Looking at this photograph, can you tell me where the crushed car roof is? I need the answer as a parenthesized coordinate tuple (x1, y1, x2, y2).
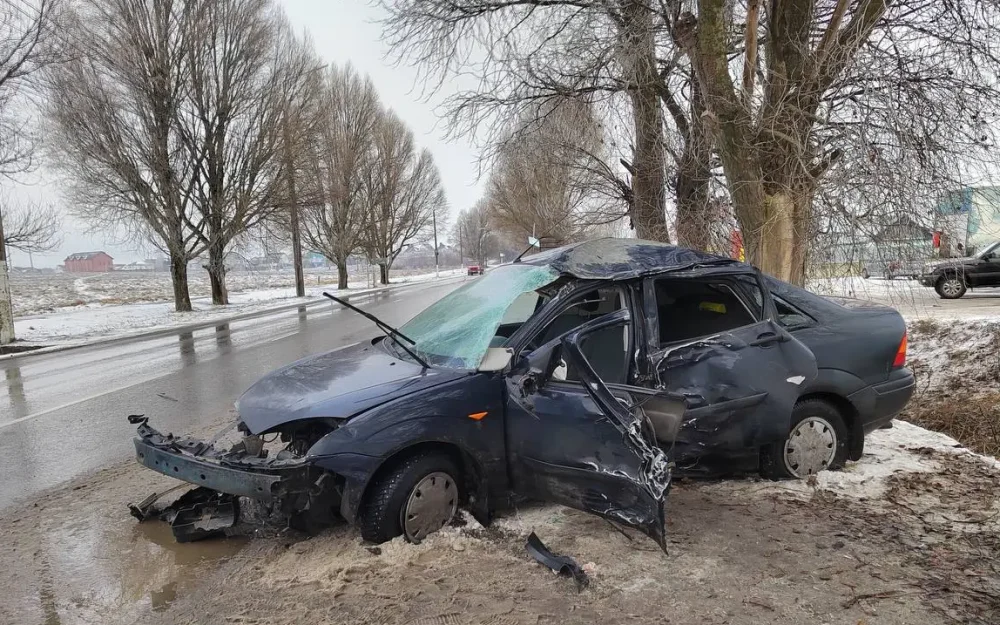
(519, 238, 743, 280)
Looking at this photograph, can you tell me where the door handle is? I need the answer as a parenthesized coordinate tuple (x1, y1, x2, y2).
(750, 331, 781, 347)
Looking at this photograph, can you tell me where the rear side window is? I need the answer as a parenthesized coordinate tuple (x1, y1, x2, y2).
(734, 275, 764, 317)
(654, 279, 756, 345)
(773, 295, 813, 329)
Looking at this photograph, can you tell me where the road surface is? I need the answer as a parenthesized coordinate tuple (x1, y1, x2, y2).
(0, 278, 463, 510)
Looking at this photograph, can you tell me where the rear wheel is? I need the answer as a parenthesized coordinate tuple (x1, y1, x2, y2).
(762, 399, 849, 479)
(935, 275, 966, 299)
(359, 453, 460, 544)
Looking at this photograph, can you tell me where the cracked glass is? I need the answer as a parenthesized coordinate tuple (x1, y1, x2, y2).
(395, 264, 560, 369)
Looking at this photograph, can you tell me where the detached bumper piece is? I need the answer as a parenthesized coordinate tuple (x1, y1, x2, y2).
(525, 531, 589, 591)
(130, 486, 238, 543)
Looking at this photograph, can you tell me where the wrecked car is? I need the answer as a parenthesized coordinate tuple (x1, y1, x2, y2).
(131, 239, 915, 547)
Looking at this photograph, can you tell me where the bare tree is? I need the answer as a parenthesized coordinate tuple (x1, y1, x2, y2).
(46, 0, 202, 311)
(673, 0, 1000, 283)
(454, 200, 495, 266)
(380, 0, 679, 243)
(361, 111, 445, 284)
(0, 0, 62, 344)
(1, 198, 59, 252)
(176, 0, 305, 305)
(487, 97, 623, 246)
(299, 64, 381, 289)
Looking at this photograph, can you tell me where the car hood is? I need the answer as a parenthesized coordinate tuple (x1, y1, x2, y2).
(924, 257, 975, 270)
(235, 339, 468, 434)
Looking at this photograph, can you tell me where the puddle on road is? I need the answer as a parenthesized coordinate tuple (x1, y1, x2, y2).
(13, 491, 248, 625)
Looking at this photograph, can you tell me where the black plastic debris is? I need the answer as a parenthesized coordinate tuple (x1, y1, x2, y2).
(128, 483, 186, 521)
(525, 531, 589, 590)
(163, 487, 238, 543)
(129, 492, 164, 522)
(129, 486, 238, 543)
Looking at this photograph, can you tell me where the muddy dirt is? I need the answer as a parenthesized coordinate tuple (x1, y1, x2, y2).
(2, 422, 998, 625)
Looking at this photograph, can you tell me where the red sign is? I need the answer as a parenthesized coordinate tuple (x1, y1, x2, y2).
(730, 230, 745, 261)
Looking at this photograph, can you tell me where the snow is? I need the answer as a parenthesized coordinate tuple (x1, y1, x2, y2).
(708, 419, 997, 504)
(9, 266, 465, 317)
(776, 421, 963, 499)
(12, 268, 464, 345)
(905, 317, 1000, 394)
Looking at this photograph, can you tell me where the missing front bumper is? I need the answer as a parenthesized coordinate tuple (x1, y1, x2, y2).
(129, 416, 345, 540)
(134, 437, 286, 501)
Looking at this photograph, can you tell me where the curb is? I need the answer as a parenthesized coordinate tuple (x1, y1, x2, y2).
(2, 275, 464, 361)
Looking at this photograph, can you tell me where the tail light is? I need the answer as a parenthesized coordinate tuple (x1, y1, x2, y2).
(893, 331, 907, 368)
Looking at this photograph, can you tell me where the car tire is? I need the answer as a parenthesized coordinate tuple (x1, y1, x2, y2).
(761, 399, 850, 480)
(359, 452, 461, 544)
(861, 268, 870, 279)
(935, 275, 966, 299)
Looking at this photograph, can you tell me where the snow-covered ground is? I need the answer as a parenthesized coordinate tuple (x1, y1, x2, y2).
(12, 268, 464, 345)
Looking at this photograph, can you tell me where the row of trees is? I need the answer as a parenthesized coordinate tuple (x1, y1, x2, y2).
(297, 65, 447, 289)
(42, 0, 445, 312)
(382, 0, 1000, 284)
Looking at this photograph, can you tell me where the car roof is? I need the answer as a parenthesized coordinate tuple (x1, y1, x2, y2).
(518, 238, 745, 280)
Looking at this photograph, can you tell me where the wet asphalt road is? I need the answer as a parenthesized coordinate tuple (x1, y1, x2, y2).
(0, 278, 464, 511)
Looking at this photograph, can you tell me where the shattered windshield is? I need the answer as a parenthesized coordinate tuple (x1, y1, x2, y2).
(395, 265, 560, 369)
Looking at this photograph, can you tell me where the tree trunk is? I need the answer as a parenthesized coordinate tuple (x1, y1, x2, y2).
(0, 258, 13, 345)
(207, 241, 229, 305)
(379, 262, 388, 285)
(337, 262, 349, 290)
(675, 80, 714, 251)
(0, 206, 13, 345)
(757, 191, 797, 283)
(170, 253, 193, 312)
(621, 0, 670, 243)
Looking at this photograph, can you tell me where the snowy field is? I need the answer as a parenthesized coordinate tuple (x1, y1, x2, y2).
(11, 267, 464, 345)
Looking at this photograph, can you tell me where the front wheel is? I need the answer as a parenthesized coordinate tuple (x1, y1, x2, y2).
(359, 453, 461, 544)
(761, 400, 849, 479)
(935, 275, 966, 299)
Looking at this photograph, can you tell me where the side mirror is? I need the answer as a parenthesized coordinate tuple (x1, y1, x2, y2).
(478, 347, 513, 372)
(515, 340, 563, 390)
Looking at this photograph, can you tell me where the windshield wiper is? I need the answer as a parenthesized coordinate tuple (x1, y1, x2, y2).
(322, 292, 430, 369)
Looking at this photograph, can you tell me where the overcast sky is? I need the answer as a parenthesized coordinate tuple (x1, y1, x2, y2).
(7, 0, 481, 268)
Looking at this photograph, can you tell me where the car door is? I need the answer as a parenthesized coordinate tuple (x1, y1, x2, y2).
(972, 248, 1000, 285)
(504, 307, 680, 549)
(643, 271, 818, 464)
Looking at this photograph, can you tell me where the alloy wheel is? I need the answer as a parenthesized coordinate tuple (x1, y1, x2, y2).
(940, 278, 963, 298)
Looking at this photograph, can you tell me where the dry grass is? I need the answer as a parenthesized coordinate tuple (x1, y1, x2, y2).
(902, 393, 1000, 457)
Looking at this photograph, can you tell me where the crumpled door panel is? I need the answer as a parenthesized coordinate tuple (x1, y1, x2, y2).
(651, 320, 818, 464)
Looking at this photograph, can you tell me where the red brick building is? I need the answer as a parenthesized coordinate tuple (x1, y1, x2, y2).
(64, 251, 114, 273)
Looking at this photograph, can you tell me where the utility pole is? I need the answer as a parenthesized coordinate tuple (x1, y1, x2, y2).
(282, 108, 305, 298)
(0, 202, 13, 344)
(432, 208, 439, 277)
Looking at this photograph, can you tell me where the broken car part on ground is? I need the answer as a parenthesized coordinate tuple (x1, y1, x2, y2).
(129, 239, 915, 547)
